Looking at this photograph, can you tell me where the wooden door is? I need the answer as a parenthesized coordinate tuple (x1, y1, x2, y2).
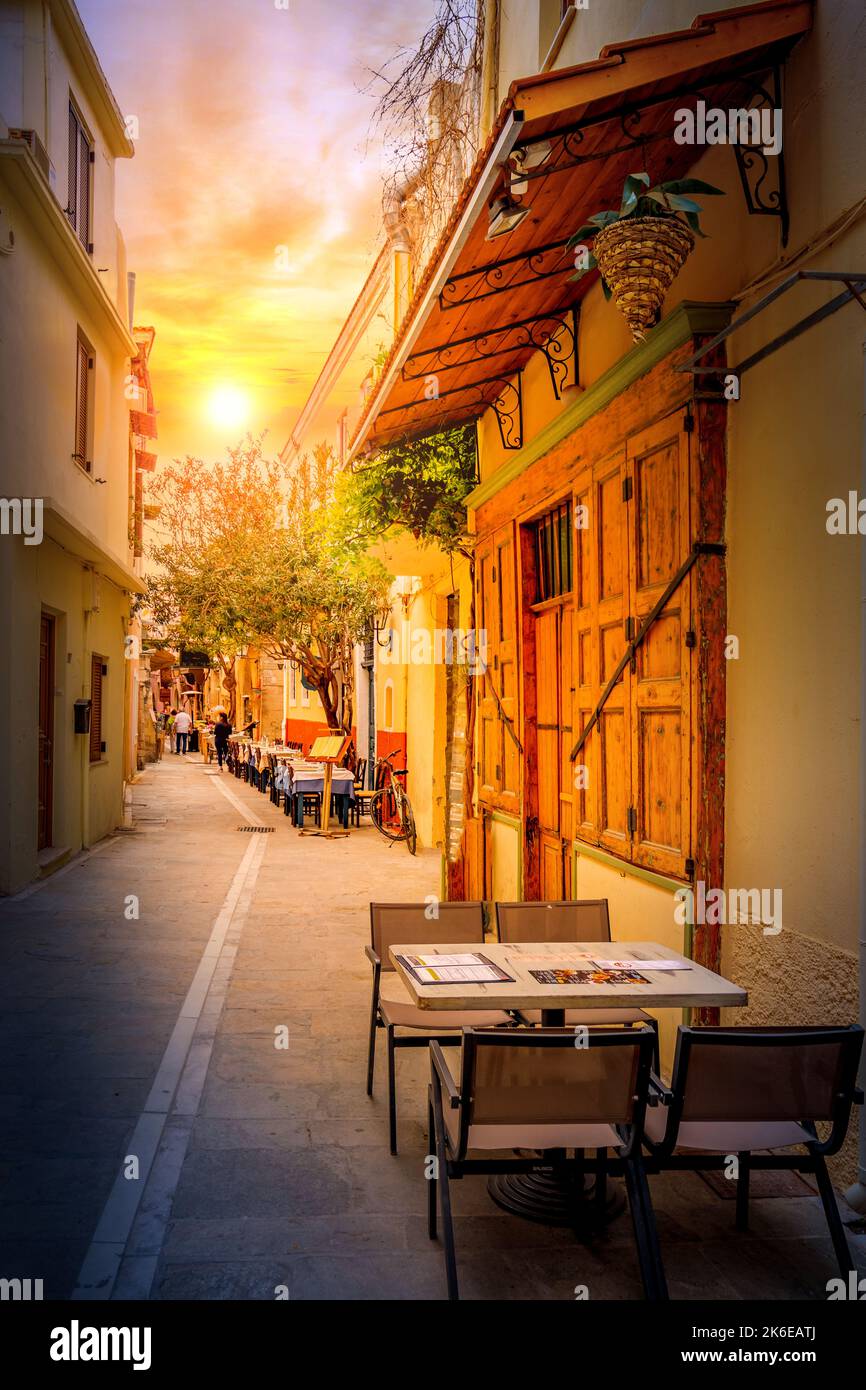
(626, 416, 692, 878)
(534, 599, 573, 900)
(38, 614, 55, 850)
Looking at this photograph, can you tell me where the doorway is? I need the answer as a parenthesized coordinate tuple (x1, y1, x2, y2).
(38, 613, 55, 850)
(524, 501, 574, 900)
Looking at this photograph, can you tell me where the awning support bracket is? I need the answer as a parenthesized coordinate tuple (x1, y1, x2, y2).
(675, 271, 866, 384)
(402, 309, 577, 400)
(439, 238, 573, 312)
(569, 541, 726, 764)
(730, 66, 789, 247)
(377, 372, 524, 450)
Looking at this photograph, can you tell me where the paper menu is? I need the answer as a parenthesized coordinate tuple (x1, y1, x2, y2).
(397, 952, 513, 985)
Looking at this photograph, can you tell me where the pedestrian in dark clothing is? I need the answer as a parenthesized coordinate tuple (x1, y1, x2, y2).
(213, 713, 232, 769)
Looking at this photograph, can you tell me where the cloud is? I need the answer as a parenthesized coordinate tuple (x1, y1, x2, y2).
(77, 0, 438, 462)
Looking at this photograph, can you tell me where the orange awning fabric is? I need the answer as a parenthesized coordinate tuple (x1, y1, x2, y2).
(351, 0, 811, 455)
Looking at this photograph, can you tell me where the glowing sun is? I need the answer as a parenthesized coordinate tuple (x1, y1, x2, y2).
(207, 385, 249, 430)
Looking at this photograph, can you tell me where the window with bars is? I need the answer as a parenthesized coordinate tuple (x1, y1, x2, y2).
(74, 332, 93, 474)
(67, 100, 92, 252)
(534, 500, 573, 602)
(90, 654, 105, 762)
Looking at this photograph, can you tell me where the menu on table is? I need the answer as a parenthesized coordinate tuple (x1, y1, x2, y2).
(528, 965, 651, 986)
(396, 952, 515, 985)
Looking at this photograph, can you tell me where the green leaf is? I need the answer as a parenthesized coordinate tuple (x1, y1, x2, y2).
(657, 178, 725, 197)
(620, 171, 651, 213)
(567, 224, 601, 246)
(663, 194, 703, 212)
(684, 210, 707, 237)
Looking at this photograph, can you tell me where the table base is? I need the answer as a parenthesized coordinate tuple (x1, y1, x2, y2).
(487, 1170, 625, 1229)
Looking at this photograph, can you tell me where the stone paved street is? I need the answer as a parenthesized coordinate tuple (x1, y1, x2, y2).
(1, 754, 864, 1301)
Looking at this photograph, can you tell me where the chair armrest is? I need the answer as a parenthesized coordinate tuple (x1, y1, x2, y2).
(430, 1041, 461, 1110)
(647, 1072, 673, 1108)
(364, 944, 381, 969)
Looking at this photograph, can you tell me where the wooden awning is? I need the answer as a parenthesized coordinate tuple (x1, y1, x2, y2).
(350, 0, 811, 456)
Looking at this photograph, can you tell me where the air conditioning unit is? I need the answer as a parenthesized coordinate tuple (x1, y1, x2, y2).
(8, 128, 52, 184)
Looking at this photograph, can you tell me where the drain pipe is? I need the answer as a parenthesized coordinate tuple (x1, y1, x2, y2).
(845, 339, 866, 1213)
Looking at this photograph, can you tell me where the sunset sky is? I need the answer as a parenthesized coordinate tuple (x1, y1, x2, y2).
(77, 0, 437, 465)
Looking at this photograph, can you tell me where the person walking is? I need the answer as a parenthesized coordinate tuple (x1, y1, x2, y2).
(166, 708, 177, 753)
(174, 707, 192, 755)
(212, 712, 232, 770)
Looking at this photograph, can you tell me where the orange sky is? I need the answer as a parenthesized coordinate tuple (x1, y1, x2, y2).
(78, 0, 436, 464)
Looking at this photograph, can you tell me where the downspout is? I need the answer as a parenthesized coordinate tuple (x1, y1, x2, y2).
(480, 0, 500, 139)
(844, 340, 866, 1212)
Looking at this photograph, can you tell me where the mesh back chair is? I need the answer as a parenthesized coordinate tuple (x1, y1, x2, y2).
(428, 1026, 665, 1301)
(496, 900, 655, 1035)
(645, 1025, 865, 1276)
(366, 902, 512, 1154)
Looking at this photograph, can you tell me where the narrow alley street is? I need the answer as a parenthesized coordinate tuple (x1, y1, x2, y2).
(1, 752, 863, 1302)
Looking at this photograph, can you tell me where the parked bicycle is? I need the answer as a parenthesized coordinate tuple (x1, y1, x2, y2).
(369, 750, 417, 855)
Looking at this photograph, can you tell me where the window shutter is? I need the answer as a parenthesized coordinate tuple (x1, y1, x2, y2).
(67, 105, 78, 227)
(75, 339, 90, 470)
(78, 126, 90, 250)
(89, 654, 103, 762)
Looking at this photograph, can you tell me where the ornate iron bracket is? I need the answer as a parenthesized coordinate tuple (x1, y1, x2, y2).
(402, 309, 577, 400)
(439, 238, 573, 311)
(377, 372, 524, 450)
(730, 66, 788, 246)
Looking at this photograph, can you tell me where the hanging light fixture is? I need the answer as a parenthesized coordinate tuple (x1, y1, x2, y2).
(509, 139, 553, 194)
(486, 195, 531, 239)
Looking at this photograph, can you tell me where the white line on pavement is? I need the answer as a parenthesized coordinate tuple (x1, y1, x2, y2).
(207, 768, 267, 827)
(72, 830, 268, 1300)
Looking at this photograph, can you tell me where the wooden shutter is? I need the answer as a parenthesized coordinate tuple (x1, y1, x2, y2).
(89, 655, 103, 762)
(78, 125, 90, 250)
(67, 105, 78, 228)
(585, 448, 633, 858)
(476, 523, 519, 814)
(626, 415, 692, 879)
(75, 338, 90, 470)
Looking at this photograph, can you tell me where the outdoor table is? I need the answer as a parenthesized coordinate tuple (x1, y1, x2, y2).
(390, 938, 747, 1227)
(292, 767, 355, 828)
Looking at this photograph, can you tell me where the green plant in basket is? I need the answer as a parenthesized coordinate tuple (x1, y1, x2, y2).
(568, 172, 724, 341)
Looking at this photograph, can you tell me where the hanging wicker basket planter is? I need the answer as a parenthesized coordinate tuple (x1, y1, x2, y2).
(592, 215, 695, 343)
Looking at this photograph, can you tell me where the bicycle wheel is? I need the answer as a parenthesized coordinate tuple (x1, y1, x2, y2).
(402, 797, 417, 856)
(370, 788, 405, 841)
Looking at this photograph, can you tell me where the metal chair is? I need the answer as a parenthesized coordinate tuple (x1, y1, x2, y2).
(644, 1025, 865, 1276)
(428, 1026, 665, 1300)
(366, 902, 512, 1154)
(495, 900, 654, 1034)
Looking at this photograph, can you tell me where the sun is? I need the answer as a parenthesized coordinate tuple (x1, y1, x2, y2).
(207, 385, 249, 430)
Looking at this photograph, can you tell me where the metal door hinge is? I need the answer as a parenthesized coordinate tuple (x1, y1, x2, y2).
(685, 629, 697, 648)
(627, 806, 637, 836)
(491, 565, 497, 582)
(625, 616, 636, 642)
(683, 407, 694, 433)
(622, 475, 633, 502)
(685, 857, 696, 879)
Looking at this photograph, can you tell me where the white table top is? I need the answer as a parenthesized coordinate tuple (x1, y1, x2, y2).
(389, 940, 747, 1013)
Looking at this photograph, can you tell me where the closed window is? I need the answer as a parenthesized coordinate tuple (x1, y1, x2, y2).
(67, 100, 92, 252)
(74, 332, 93, 474)
(90, 654, 105, 762)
